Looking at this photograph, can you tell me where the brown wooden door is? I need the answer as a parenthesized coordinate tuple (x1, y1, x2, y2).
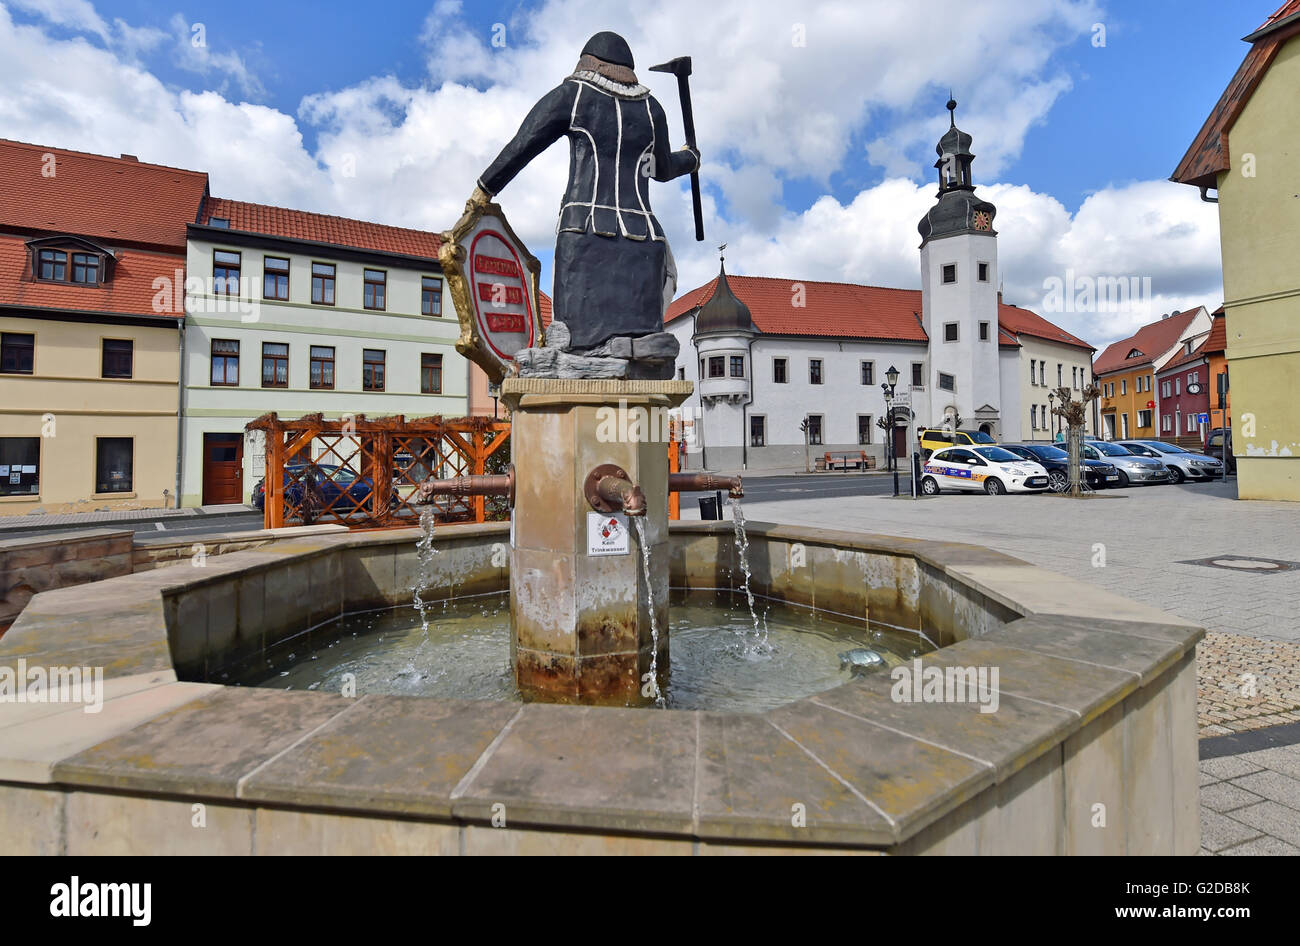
(202, 433, 244, 505)
(892, 426, 908, 465)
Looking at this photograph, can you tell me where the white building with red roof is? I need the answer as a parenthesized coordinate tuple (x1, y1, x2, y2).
(182, 198, 465, 506)
(665, 102, 1095, 471)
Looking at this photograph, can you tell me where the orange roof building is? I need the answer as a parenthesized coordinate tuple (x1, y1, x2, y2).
(0, 139, 208, 515)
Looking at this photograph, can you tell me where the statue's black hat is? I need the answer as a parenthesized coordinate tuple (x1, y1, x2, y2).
(581, 31, 634, 69)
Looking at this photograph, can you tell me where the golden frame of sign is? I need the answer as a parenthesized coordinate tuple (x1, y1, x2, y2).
(440, 196, 543, 385)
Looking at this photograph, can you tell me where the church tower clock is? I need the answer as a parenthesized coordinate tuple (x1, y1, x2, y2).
(918, 99, 1002, 436)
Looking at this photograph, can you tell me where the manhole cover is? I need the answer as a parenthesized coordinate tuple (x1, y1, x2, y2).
(1179, 554, 1300, 574)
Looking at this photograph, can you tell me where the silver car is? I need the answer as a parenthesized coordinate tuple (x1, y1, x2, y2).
(1081, 441, 1171, 486)
(1118, 440, 1224, 484)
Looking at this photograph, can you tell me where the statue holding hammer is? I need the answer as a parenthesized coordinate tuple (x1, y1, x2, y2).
(470, 31, 702, 378)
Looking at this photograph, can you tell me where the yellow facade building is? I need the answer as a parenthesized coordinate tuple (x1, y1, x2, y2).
(1173, 1, 1300, 500)
(0, 141, 207, 515)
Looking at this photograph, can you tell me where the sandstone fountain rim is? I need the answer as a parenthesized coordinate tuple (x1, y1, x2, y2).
(0, 519, 1204, 849)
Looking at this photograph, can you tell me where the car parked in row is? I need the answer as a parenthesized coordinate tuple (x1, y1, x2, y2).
(1000, 443, 1120, 491)
(1204, 427, 1235, 473)
(1116, 440, 1224, 483)
(918, 427, 997, 460)
(1080, 440, 1171, 486)
(920, 445, 1050, 495)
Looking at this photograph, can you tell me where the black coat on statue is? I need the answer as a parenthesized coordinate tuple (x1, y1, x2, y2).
(477, 70, 699, 350)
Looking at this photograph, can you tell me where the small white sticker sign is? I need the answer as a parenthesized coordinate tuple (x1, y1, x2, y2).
(587, 512, 631, 556)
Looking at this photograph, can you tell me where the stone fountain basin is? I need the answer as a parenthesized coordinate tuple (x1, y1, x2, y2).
(0, 521, 1201, 855)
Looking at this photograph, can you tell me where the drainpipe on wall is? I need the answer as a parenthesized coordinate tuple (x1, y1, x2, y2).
(740, 337, 754, 470)
(174, 317, 186, 508)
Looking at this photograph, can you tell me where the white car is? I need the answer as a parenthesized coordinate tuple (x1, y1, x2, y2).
(920, 446, 1051, 495)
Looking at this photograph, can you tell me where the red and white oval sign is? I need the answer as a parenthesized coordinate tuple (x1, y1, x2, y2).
(469, 226, 536, 362)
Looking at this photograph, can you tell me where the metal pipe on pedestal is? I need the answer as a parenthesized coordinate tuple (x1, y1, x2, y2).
(667, 471, 743, 498)
(414, 465, 515, 506)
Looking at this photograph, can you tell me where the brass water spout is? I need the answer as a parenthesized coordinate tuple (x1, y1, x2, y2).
(668, 472, 744, 499)
(415, 465, 515, 506)
(584, 464, 647, 517)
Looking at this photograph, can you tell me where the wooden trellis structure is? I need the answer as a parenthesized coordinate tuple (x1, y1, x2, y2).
(246, 412, 511, 529)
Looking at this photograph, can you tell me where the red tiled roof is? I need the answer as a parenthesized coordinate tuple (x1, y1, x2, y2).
(997, 301, 1094, 351)
(1171, 1, 1300, 189)
(539, 291, 553, 329)
(667, 275, 928, 342)
(1159, 335, 1210, 373)
(1202, 311, 1228, 355)
(0, 139, 207, 250)
(0, 234, 184, 320)
(202, 198, 442, 260)
(665, 274, 1089, 350)
(1093, 309, 1201, 375)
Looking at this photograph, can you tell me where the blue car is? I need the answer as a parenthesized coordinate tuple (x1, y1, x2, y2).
(1001, 443, 1121, 491)
(252, 463, 384, 516)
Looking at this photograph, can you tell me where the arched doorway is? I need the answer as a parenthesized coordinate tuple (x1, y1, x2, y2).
(979, 422, 994, 436)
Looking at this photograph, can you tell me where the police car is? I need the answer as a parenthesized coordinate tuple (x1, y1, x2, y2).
(920, 446, 1051, 495)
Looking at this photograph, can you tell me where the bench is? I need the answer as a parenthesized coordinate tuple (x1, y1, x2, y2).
(820, 451, 874, 472)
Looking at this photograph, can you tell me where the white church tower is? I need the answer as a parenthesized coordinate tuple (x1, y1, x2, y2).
(918, 99, 1002, 436)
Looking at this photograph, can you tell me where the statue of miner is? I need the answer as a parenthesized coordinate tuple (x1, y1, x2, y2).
(469, 31, 700, 378)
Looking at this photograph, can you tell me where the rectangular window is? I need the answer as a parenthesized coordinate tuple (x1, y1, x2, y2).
(38, 249, 67, 281)
(858, 415, 873, 445)
(939, 372, 955, 392)
(729, 355, 744, 378)
(943, 323, 958, 342)
(1057, 364, 1063, 387)
(750, 415, 765, 447)
(1137, 409, 1152, 428)
(262, 342, 289, 388)
(309, 345, 335, 390)
(942, 263, 957, 284)
(421, 276, 443, 316)
(1040, 361, 1046, 386)
(1120, 379, 1127, 395)
(677, 367, 685, 380)
(912, 362, 923, 387)
(773, 358, 787, 383)
(210, 339, 239, 386)
(364, 269, 387, 310)
(363, 349, 386, 391)
(809, 359, 823, 384)
(421, 353, 443, 394)
(1175, 378, 1181, 396)
(95, 437, 132, 493)
(101, 339, 133, 379)
(979, 322, 990, 341)
(209, 217, 230, 228)
(0, 437, 40, 497)
(977, 262, 989, 282)
(263, 256, 290, 300)
(1030, 362, 1036, 385)
(1121, 413, 1129, 439)
(806, 415, 823, 446)
(311, 263, 336, 305)
(1188, 414, 1197, 433)
(860, 361, 874, 385)
(213, 250, 241, 295)
(708, 356, 725, 378)
(72, 253, 99, 284)
(1031, 405, 1038, 430)
(1, 332, 35, 374)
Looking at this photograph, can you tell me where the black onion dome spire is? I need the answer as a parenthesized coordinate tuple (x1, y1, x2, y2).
(695, 258, 758, 335)
(918, 97, 997, 244)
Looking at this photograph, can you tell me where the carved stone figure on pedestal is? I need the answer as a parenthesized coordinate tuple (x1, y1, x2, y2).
(470, 31, 701, 379)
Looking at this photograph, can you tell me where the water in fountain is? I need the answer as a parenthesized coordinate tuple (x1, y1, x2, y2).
(410, 505, 439, 633)
(728, 497, 772, 657)
(632, 516, 665, 707)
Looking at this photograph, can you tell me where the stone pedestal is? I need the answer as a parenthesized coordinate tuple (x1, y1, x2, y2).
(502, 378, 693, 705)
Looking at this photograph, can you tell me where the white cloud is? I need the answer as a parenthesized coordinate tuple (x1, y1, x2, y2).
(0, 0, 1222, 351)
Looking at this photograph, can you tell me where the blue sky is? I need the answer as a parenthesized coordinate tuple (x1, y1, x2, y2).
(1, 0, 1272, 345)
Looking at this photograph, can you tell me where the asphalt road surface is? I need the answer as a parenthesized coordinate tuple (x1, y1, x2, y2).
(0, 475, 916, 541)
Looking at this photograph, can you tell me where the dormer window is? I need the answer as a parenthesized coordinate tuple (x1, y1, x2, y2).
(29, 237, 113, 287)
(209, 217, 230, 229)
(1126, 348, 1144, 359)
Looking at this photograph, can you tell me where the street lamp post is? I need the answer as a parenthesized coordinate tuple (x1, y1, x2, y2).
(1048, 390, 1056, 441)
(882, 365, 900, 497)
